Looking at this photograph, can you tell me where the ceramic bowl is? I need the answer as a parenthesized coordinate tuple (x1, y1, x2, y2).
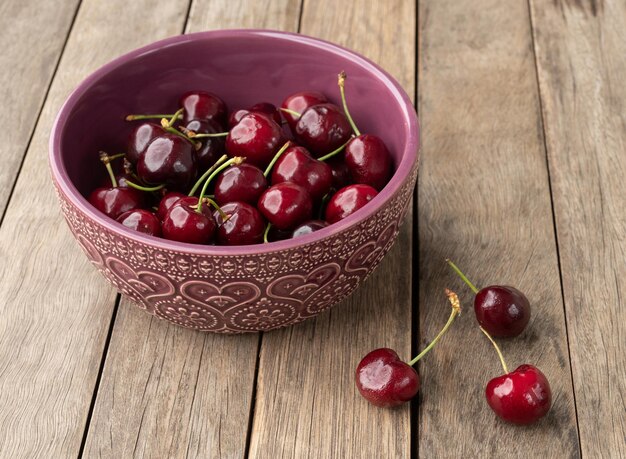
(49, 30, 419, 333)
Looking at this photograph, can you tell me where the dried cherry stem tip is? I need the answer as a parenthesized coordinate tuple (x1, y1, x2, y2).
(480, 326, 509, 374)
(99, 151, 118, 188)
(446, 259, 479, 294)
(408, 289, 461, 367)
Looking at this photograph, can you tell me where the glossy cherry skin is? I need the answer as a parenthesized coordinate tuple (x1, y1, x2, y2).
(257, 182, 313, 230)
(213, 202, 265, 245)
(328, 157, 352, 189)
(156, 191, 186, 221)
(185, 119, 225, 170)
(325, 184, 378, 224)
(486, 364, 551, 424)
(249, 102, 282, 125)
(475, 286, 531, 338)
(345, 134, 392, 190)
(295, 103, 353, 156)
(116, 209, 161, 236)
(88, 187, 144, 219)
(213, 164, 267, 206)
(225, 113, 285, 168)
(355, 348, 420, 408)
(271, 146, 332, 202)
(136, 133, 197, 191)
(127, 122, 162, 165)
(281, 91, 328, 130)
(292, 220, 328, 238)
(228, 109, 250, 128)
(180, 91, 227, 127)
(161, 197, 216, 244)
(266, 225, 293, 242)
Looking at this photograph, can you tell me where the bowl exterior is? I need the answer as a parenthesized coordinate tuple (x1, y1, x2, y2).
(53, 160, 417, 333)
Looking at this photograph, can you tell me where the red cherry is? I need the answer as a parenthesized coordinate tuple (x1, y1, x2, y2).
(156, 191, 186, 221)
(161, 196, 216, 244)
(271, 146, 332, 202)
(248, 102, 282, 125)
(180, 91, 227, 127)
(325, 184, 377, 224)
(257, 182, 313, 230)
(294, 103, 352, 156)
(184, 119, 225, 171)
(344, 134, 392, 190)
(228, 109, 250, 128)
(213, 164, 267, 206)
(136, 133, 197, 191)
(447, 260, 531, 338)
(127, 122, 162, 165)
(292, 220, 328, 238)
(486, 364, 552, 425)
(225, 113, 286, 168)
(327, 157, 352, 189)
(88, 187, 144, 219)
(281, 91, 328, 130)
(213, 201, 265, 245)
(116, 209, 161, 236)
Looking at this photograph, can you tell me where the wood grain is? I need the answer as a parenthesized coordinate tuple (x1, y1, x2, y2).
(0, 0, 79, 216)
(247, 1, 416, 457)
(0, 0, 191, 457)
(417, 0, 580, 456)
(82, 1, 302, 457)
(529, 0, 626, 456)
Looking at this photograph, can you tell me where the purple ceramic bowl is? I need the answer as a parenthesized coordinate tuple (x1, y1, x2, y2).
(49, 30, 419, 333)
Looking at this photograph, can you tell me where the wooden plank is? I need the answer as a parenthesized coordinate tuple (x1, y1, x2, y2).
(529, 1, 626, 456)
(0, 0, 79, 216)
(248, 1, 416, 457)
(82, 1, 302, 457)
(0, 1, 192, 457)
(417, 0, 580, 457)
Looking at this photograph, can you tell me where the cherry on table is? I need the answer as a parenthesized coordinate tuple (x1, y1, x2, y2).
(294, 103, 352, 157)
(213, 163, 267, 206)
(325, 184, 377, 224)
(161, 196, 216, 244)
(136, 133, 197, 191)
(116, 209, 161, 237)
(213, 201, 265, 245)
(356, 290, 461, 407)
(226, 112, 285, 168)
(180, 91, 227, 127)
(281, 91, 328, 130)
(271, 146, 332, 202)
(446, 259, 531, 338)
(257, 182, 313, 230)
(292, 220, 328, 238)
(480, 327, 552, 424)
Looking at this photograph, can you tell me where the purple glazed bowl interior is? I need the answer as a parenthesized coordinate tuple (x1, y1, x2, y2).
(50, 30, 419, 333)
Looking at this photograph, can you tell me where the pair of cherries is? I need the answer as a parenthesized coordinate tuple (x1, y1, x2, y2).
(356, 261, 551, 426)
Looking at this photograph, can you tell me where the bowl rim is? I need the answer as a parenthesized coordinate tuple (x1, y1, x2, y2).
(49, 29, 419, 256)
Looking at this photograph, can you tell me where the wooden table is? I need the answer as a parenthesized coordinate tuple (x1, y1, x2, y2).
(1, 0, 624, 457)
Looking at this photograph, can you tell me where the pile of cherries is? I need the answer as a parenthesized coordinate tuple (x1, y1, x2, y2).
(356, 261, 552, 426)
(88, 72, 392, 245)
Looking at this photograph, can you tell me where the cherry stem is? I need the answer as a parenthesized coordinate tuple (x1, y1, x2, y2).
(408, 289, 461, 366)
(446, 259, 479, 294)
(126, 113, 180, 121)
(263, 141, 291, 177)
(189, 131, 229, 138)
(198, 197, 229, 221)
(317, 137, 353, 162)
(99, 151, 118, 188)
(263, 223, 271, 243)
(338, 71, 361, 136)
(279, 107, 301, 118)
(188, 154, 229, 196)
(125, 181, 165, 192)
(160, 118, 201, 149)
(480, 326, 509, 374)
(196, 156, 245, 213)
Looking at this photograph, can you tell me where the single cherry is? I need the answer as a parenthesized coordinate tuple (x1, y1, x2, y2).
(161, 196, 216, 244)
(136, 133, 197, 191)
(226, 112, 285, 168)
(327, 157, 352, 189)
(228, 109, 250, 128)
(116, 209, 161, 237)
(180, 91, 227, 127)
(356, 290, 461, 407)
(294, 103, 352, 156)
(257, 182, 313, 230)
(447, 260, 531, 338)
(325, 184, 377, 224)
(89, 152, 144, 219)
(271, 146, 332, 202)
(292, 220, 328, 238)
(248, 102, 282, 125)
(213, 201, 265, 245)
(281, 91, 328, 130)
(127, 122, 162, 165)
(214, 163, 267, 206)
(156, 191, 186, 221)
(184, 119, 225, 170)
(338, 72, 392, 190)
(480, 327, 552, 424)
